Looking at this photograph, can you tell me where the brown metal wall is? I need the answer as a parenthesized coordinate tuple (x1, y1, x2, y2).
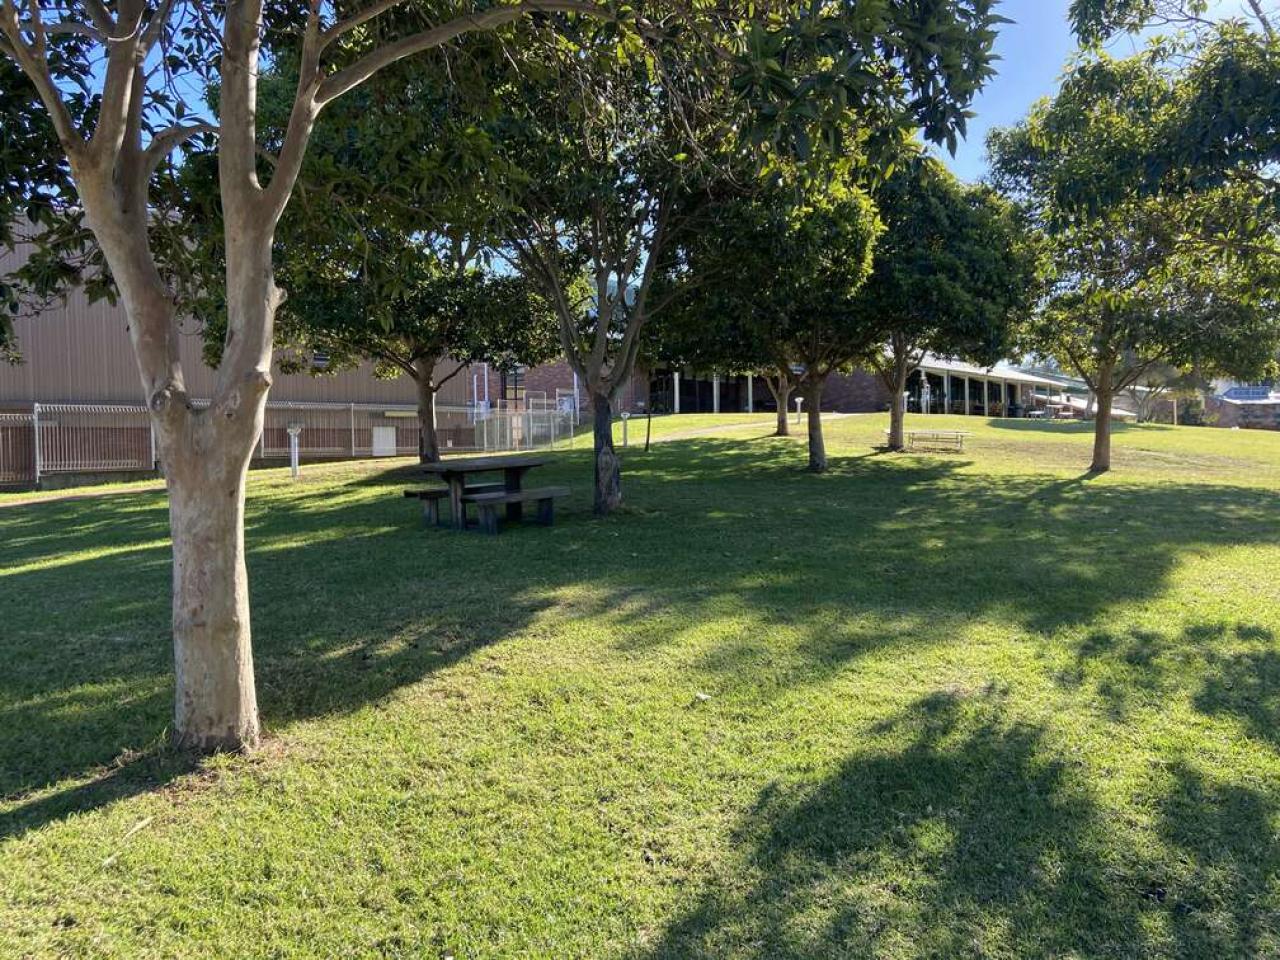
(0, 270, 473, 408)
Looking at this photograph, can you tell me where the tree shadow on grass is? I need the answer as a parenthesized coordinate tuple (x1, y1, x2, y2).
(2, 436, 1279, 842)
(1156, 762, 1280, 957)
(1058, 621, 1280, 742)
(640, 688, 1148, 959)
(0, 477, 577, 838)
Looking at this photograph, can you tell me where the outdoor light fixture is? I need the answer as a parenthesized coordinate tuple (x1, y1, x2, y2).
(286, 423, 303, 480)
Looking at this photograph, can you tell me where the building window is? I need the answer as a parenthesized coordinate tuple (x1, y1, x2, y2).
(501, 367, 525, 405)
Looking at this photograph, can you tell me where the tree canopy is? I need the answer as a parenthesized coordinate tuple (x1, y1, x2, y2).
(654, 160, 881, 470)
(989, 39, 1280, 472)
(858, 155, 1039, 449)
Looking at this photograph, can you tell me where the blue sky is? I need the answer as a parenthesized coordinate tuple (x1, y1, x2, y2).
(940, 0, 1261, 182)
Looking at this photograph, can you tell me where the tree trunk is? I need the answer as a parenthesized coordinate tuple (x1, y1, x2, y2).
(592, 393, 622, 515)
(765, 373, 792, 437)
(165, 438, 260, 751)
(806, 379, 827, 473)
(413, 363, 441, 463)
(158, 230, 275, 752)
(1091, 383, 1114, 473)
(886, 361, 910, 451)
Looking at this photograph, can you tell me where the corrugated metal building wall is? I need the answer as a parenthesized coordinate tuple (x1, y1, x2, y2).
(0, 271, 472, 409)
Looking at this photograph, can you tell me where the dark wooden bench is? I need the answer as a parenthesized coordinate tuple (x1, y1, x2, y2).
(404, 483, 504, 527)
(462, 485, 570, 534)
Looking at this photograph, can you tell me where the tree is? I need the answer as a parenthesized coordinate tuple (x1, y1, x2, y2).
(990, 48, 1280, 471)
(494, 6, 1004, 505)
(646, 209, 798, 436)
(858, 156, 1039, 451)
(655, 163, 881, 471)
(1070, 0, 1275, 45)
(1064, 4, 1280, 262)
(276, 236, 559, 461)
(1, 0, 1004, 749)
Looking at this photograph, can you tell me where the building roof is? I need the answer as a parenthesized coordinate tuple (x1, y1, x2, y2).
(915, 355, 1068, 388)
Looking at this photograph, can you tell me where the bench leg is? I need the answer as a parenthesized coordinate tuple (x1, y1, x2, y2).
(424, 498, 440, 528)
(535, 497, 554, 525)
(479, 504, 500, 535)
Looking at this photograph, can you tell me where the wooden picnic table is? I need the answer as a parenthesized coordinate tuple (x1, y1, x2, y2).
(421, 454, 549, 530)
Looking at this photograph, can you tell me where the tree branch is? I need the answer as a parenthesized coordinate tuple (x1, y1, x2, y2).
(143, 122, 217, 178)
(0, 0, 84, 151)
(315, 0, 608, 105)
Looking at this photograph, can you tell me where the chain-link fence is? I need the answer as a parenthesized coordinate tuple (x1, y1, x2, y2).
(0, 400, 579, 487)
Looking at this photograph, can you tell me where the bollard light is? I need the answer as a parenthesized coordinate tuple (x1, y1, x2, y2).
(287, 423, 303, 479)
(794, 397, 804, 424)
(620, 411, 631, 448)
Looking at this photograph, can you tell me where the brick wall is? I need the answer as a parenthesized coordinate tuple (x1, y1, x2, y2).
(822, 369, 892, 412)
(1207, 397, 1280, 430)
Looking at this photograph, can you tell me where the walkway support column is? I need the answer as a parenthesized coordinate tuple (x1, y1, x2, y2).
(672, 368, 681, 414)
(746, 376, 754, 413)
(712, 374, 720, 414)
(964, 378, 970, 416)
(983, 379, 990, 416)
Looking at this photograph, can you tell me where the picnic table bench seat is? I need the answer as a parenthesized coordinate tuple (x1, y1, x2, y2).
(404, 483, 504, 527)
(463, 485, 570, 535)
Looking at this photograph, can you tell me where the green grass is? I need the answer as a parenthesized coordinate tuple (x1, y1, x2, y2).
(2, 413, 1279, 958)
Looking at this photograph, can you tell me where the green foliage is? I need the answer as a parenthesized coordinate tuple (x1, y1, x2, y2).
(988, 39, 1280, 396)
(651, 161, 881, 383)
(857, 155, 1040, 380)
(275, 236, 559, 384)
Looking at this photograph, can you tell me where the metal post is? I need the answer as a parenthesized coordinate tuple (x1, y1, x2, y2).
(621, 411, 630, 447)
(32, 402, 41, 486)
(712, 374, 720, 414)
(746, 375, 754, 413)
(672, 368, 681, 414)
(349, 403, 357, 457)
(288, 425, 302, 479)
(795, 396, 804, 424)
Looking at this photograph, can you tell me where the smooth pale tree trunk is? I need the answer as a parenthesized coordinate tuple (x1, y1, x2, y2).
(805, 379, 827, 472)
(165, 432, 261, 750)
(159, 233, 276, 751)
(592, 393, 622, 515)
(79, 186, 273, 752)
(412, 359, 441, 463)
(765, 373, 792, 436)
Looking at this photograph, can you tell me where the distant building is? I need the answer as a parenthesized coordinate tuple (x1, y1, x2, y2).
(1208, 381, 1280, 429)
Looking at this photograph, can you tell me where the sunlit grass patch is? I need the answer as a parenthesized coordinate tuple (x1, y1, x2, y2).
(2, 413, 1279, 957)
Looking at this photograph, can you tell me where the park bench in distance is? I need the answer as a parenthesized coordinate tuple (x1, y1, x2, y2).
(886, 429, 971, 452)
(906, 429, 969, 452)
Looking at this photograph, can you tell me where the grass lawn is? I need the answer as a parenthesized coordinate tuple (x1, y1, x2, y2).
(2, 413, 1279, 958)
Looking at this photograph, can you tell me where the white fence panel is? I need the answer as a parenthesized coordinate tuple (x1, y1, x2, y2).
(1, 399, 577, 486)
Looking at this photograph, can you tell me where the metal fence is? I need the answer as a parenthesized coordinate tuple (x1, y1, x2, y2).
(0, 400, 579, 487)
